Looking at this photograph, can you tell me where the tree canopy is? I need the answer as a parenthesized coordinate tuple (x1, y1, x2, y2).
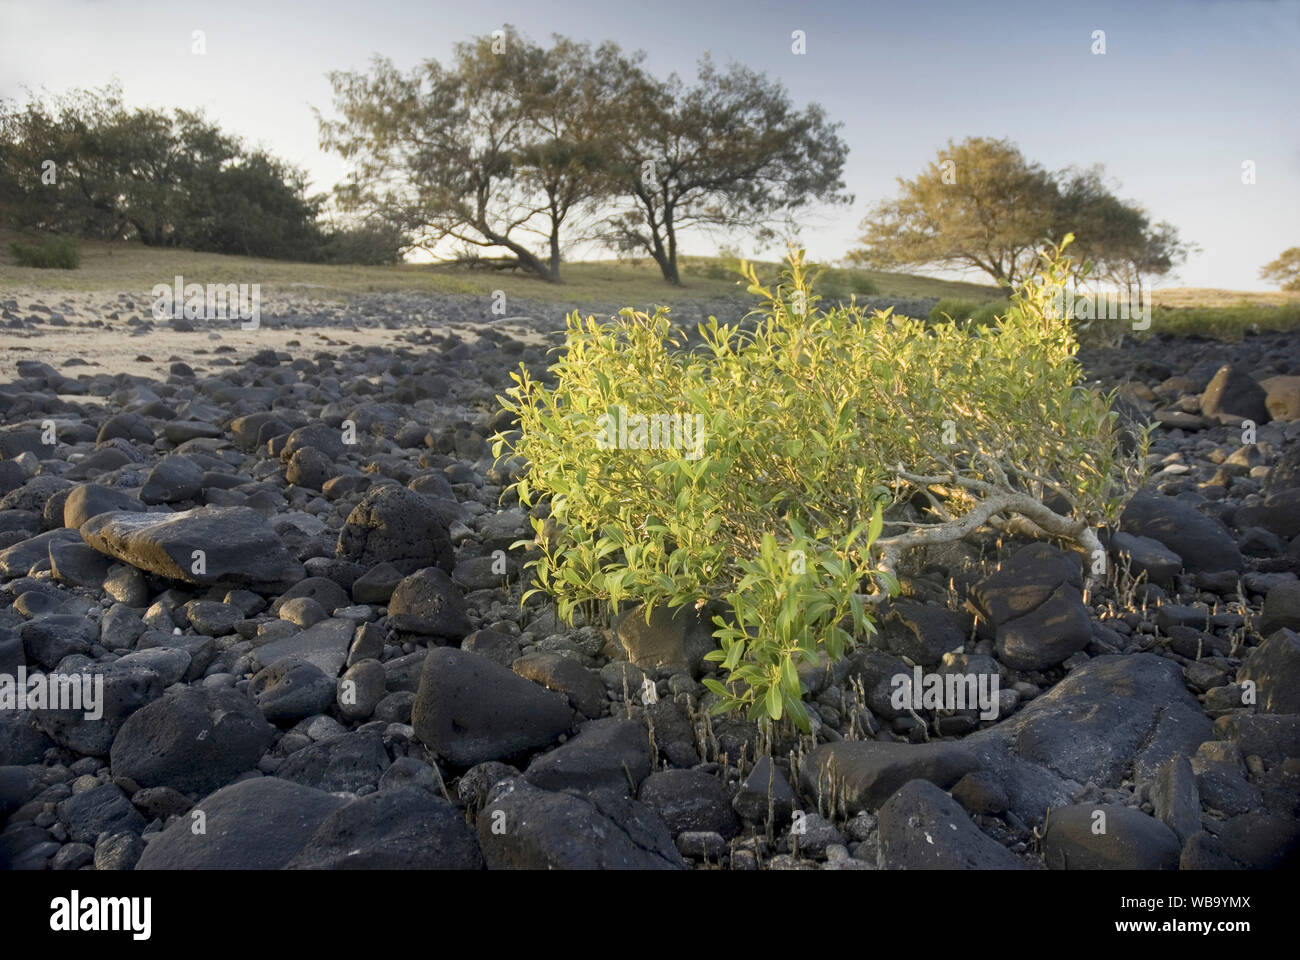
(852, 137, 1192, 295)
(598, 54, 852, 285)
(0, 83, 338, 260)
(318, 29, 850, 284)
(1260, 247, 1300, 292)
(320, 28, 634, 282)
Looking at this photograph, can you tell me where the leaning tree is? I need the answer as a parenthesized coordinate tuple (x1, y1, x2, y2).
(599, 54, 852, 285)
(318, 27, 630, 282)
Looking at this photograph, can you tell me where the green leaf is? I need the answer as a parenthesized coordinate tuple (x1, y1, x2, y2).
(722, 641, 746, 672)
(781, 656, 801, 698)
(784, 696, 811, 734)
(701, 678, 730, 699)
(765, 683, 783, 720)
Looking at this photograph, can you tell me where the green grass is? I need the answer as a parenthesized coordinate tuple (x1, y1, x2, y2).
(1144, 303, 1300, 341)
(0, 232, 1002, 305)
(2, 233, 1296, 342)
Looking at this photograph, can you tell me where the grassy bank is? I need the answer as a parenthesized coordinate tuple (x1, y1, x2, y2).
(0, 233, 1000, 304)
(2, 235, 1296, 343)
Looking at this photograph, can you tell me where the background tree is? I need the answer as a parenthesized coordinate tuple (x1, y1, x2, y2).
(1260, 247, 1300, 292)
(179, 147, 326, 259)
(510, 37, 639, 278)
(0, 83, 138, 239)
(1099, 219, 1195, 304)
(1053, 166, 1194, 300)
(851, 136, 1058, 289)
(319, 27, 626, 282)
(0, 82, 328, 259)
(854, 137, 1193, 297)
(601, 55, 851, 285)
(1051, 165, 1145, 284)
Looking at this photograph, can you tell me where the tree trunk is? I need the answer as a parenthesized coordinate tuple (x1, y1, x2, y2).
(644, 224, 677, 285)
(662, 203, 681, 285)
(483, 228, 558, 283)
(516, 247, 558, 283)
(548, 223, 562, 284)
(648, 245, 679, 284)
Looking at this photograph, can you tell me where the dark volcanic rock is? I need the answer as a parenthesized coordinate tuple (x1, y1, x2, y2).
(1238, 628, 1300, 715)
(1109, 531, 1182, 586)
(230, 412, 290, 452)
(799, 740, 980, 814)
(272, 577, 350, 617)
(1121, 491, 1243, 572)
(140, 455, 205, 504)
(96, 412, 153, 445)
(476, 777, 684, 870)
(1259, 582, 1300, 636)
(81, 506, 305, 588)
(877, 779, 1024, 869)
(411, 648, 572, 766)
(31, 659, 166, 757)
(1200, 365, 1270, 424)
(883, 600, 967, 666)
(48, 537, 113, 588)
(285, 446, 334, 491)
(1267, 442, 1300, 493)
(386, 566, 471, 640)
(512, 651, 606, 717)
(967, 542, 1091, 671)
(609, 602, 718, 679)
(135, 777, 348, 869)
(0, 475, 73, 515)
(287, 787, 484, 869)
(250, 617, 355, 677)
(732, 755, 798, 826)
(275, 728, 390, 794)
(337, 659, 387, 721)
(1233, 490, 1300, 539)
(1043, 803, 1182, 869)
(964, 654, 1212, 827)
(638, 768, 740, 839)
(62, 483, 146, 530)
(57, 783, 147, 844)
(21, 614, 96, 668)
(1150, 755, 1201, 844)
(523, 717, 651, 800)
(1181, 812, 1300, 869)
(336, 485, 454, 575)
(0, 765, 38, 820)
(0, 528, 81, 578)
(282, 424, 346, 462)
(249, 658, 337, 723)
(461, 629, 522, 668)
(350, 561, 403, 604)
(110, 686, 274, 795)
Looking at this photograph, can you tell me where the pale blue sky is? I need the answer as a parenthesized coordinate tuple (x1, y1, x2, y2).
(2, 0, 1297, 289)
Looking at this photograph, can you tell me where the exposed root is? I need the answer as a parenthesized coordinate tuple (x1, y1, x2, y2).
(860, 466, 1106, 606)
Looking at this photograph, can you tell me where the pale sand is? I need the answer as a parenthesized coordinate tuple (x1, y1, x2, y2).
(0, 286, 556, 385)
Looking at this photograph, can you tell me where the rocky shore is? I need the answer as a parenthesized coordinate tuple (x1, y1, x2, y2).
(0, 288, 1296, 870)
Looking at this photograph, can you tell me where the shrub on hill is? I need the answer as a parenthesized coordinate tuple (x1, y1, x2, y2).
(10, 234, 80, 269)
